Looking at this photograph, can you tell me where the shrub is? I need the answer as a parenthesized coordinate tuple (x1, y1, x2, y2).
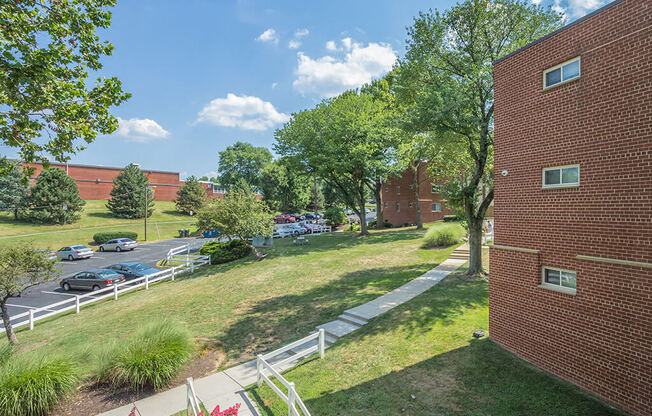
(99, 320, 193, 391)
(199, 239, 252, 264)
(368, 219, 392, 228)
(422, 223, 466, 248)
(324, 207, 347, 227)
(93, 231, 138, 245)
(0, 352, 78, 415)
(443, 214, 464, 222)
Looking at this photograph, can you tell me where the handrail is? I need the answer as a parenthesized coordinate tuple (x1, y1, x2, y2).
(0, 246, 211, 333)
(186, 377, 202, 416)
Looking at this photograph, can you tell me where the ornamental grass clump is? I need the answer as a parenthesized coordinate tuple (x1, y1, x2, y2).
(0, 351, 78, 416)
(99, 320, 193, 391)
(422, 223, 466, 248)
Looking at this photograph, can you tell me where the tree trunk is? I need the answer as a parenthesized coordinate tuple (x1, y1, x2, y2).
(0, 301, 19, 345)
(374, 180, 383, 230)
(13, 208, 18, 220)
(412, 165, 423, 229)
(467, 217, 484, 275)
(358, 192, 368, 236)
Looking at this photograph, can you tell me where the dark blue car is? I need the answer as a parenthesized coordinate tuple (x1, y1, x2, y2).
(106, 262, 160, 280)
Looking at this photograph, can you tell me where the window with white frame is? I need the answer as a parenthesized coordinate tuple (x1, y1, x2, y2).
(542, 267, 576, 292)
(395, 202, 400, 212)
(543, 57, 580, 89)
(543, 165, 579, 188)
(431, 203, 441, 212)
(396, 186, 400, 195)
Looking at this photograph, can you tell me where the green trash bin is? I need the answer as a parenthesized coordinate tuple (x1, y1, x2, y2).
(178, 229, 185, 238)
(184, 229, 190, 237)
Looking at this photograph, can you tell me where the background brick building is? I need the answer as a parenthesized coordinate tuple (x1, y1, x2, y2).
(490, 1, 651, 415)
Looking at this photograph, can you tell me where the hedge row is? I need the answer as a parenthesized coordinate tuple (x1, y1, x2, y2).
(199, 239, 252, 264)
(93, 231, 138, 245)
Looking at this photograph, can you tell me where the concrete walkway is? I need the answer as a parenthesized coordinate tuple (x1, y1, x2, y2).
(97, 244, 469, 416)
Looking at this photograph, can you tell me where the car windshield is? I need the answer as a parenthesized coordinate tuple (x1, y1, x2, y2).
(130, 263, 149, 271)
(97, 270, 119, 278)
(120, 239, 133, 242)
(72, 245, 87, 250)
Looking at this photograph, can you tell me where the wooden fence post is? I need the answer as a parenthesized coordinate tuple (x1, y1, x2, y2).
(75, 296, 80, 313)
(29, 309, 34, 330)
(145, 275, 149, 290)
(256, 355, 263, 387)
(319, 328, 325, 359)
(113, 285, 118, 300)
(288, 382, 296, 416)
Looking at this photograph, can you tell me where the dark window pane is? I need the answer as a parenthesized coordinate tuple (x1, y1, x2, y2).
(546, 68, 561, 86)
(545, 269, 561, 285)
(561, 272, 577, 289)
(545, 169, 561, 185)
(562, 167, 579, 184)
(563, 60, 580, 80)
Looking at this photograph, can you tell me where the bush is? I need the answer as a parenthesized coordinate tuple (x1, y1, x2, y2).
(422, 223, 466, 248)
(93, 231, 138, 245)
(0, 352, 78, 415)
(199, 239, 252, 264)
(324, 207, 347, 227)
(99, 321, 193, 391)
(443, 214, 464, 222)
(368, 219, 392, 228)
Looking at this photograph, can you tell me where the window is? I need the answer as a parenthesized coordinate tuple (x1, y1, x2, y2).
(543, 165, 579, 188)
(543, 57, 580, 89)
(409, 184, 414, 190)
(542, 267, 577, 294)
(431, 184, 441, 193)
(384, 202, 388, 208)
(395, 202, 400, 212)
(396, 186, 400, 195)
(431, 203, 441, 212)
(385, 187, 389, 192)
(409, 202, 413, 208)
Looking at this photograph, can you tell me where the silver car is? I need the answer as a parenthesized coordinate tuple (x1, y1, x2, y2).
(99, 238, 138, 252)
(56, 245, 94, 261)
(60, 269, 125, 291)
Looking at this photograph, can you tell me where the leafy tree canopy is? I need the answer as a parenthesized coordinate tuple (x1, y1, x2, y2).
(106, 164, 154, 219)
(259, 158, 311, 213)
(218, 141, 273, 191)
(25, 167, 85, 224)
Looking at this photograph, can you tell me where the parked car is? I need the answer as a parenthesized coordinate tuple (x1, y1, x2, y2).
(38, 249, 57, 261)
(298, 221, 318, 233)
(56, 245, 94, 261)
(99, 238, 137, 252)
(274, 214, 295, 224)
(285, 224, 308, 235)
(304, 213, 316, 220)
(106, 262, 160, 280)
(290, 213, 306, 221)
(273, 226, 296, 238)
(60, 269, 125, 291)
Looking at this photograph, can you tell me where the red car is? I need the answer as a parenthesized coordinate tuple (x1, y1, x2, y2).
(274, 215, 296, 224)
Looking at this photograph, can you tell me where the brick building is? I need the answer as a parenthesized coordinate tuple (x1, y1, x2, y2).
(381, 165, 454, 226)
(24, 162, 223, 202)
(490, 1, 651, 415)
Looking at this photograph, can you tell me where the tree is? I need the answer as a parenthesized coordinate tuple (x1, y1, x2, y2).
(175, 176, 207, 215)
(275, 90, 390, 236)
(0, 159, 28, 220)
(0, 243, 59, 344)
(259, 159, 311, 213)
(195, 184, 273, 260)
(106, 164, 155, 219)
(399, 0, 562, 273)
(0, 1, 130, 170)
(25, 167, 85, 224)
(308, 179, 325, 211)
(218, 142, 273, 190)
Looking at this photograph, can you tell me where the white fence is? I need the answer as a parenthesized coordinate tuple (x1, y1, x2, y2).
(256, 329, 326, 416)
(1, 244, 210, 334)
(186, 377, 202, 416)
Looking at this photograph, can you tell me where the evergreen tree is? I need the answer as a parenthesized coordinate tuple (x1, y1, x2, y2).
(309, 179, 325, 211)
(0, 160, 28, 220)
(106, 164, 155, 219)
(25, 168, 85, 224)
(175, 176, 207, 215)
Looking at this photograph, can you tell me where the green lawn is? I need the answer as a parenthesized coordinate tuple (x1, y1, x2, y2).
(249, 251, 622, 416)
(0, 200, 193, 248)
(6, 226, 457, 377)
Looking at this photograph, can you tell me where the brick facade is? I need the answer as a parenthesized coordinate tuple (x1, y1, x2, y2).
(491, 1, 651, 415)
(381, 165, 454, 226)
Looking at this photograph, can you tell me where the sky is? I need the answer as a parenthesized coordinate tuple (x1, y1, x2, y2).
(2, 0, 609, 179)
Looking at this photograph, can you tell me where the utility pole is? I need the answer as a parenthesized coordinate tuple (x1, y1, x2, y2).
(144, 187, 147, 241)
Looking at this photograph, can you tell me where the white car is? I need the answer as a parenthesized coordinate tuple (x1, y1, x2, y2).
(99, 238, 138, 252)
(274, 226, 298, 238)
(56, 245, 94, 261)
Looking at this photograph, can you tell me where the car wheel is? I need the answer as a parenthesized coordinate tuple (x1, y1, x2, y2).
(116, 246, 121, 252)
(92, 285, 100, 291)
(63, 283, 71, 291)
(99, 246, 104, 252)
(68, 255, 74, 261)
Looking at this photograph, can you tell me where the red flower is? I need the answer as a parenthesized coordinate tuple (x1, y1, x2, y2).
(211, 403, 241, 416)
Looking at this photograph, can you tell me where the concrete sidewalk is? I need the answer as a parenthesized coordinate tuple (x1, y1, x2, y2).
(97, 244, 469, 416)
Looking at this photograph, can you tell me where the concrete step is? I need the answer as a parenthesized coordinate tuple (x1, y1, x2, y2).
(341, 310, 370, 323)
(337, 314, 367, 327)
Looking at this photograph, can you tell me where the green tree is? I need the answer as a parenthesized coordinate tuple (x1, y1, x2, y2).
(0, 159, 28, 220)
(218, 141, 273, 190)
(0, 243, 59, 344)
(398, 0, 562, 273)
(175, 176, 207, 215)
(106, 164, 155, 219)
(195, 184, 273, 259)
(25, 167, 85, 224)
(309, 179, 325, 211)
(259, 159, 311, 213)
(0, 0, 130, 169)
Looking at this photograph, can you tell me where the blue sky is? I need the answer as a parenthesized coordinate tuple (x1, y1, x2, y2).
(3, 0, 607, 179)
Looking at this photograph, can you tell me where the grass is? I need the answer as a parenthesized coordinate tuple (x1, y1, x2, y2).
(5, 226, 457, 377)
(249, 250, 622, 416)
(0, 200, 194, 249)
(422, 222, 466, 248)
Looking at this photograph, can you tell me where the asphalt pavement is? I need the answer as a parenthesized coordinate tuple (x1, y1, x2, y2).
(3, 237, 206, 323)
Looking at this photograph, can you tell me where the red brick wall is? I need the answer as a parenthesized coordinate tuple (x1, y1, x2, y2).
(382, 165, 453, 226)
(491, 1, 651, 414)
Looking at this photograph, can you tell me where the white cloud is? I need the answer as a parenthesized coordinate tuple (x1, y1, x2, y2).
(256, 28, 278, 45)
(115, 117, 170, 142)
(271, 82, 278, 89)
(203, 171, 218, 179)
(531, 0, 543, 5)
(294, 28, 309, 38)
(325, 40, 337, 51)
(566, 0, 605, 17)
(293, 41, 397, 98)
(341, 37, 352, 51)
(196, 93, 290, 131)
(288, 40, 301, 49)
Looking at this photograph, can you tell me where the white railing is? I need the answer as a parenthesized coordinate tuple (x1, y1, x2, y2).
(1, 246, 210, 334)
(186, 377, 202, 416)
(256, 329, 325, 416)
(482, 231, 494, 244)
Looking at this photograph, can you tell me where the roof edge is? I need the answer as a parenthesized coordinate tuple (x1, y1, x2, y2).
(20, 160, 180, 176)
